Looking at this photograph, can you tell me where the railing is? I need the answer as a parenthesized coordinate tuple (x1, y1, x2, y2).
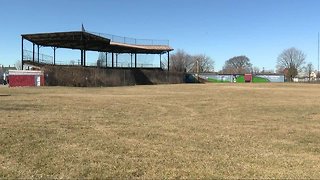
(160, 61, 168, 70)
(90, 31, 169, 46)
(23, 49, 53, 64)
(23, 49, 163, 69)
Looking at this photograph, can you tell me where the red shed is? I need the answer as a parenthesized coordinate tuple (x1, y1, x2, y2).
(244, 74, 252, 83)
(9, 70, 44, 87)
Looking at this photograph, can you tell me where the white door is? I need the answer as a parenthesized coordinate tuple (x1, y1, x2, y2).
(35, 76, 41, 86)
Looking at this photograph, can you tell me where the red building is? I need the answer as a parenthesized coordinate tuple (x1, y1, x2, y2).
(244, 74, 253, 83)
(8, 70, 44, 87)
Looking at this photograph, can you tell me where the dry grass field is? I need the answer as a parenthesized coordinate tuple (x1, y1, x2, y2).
(1, 83, 320, 178)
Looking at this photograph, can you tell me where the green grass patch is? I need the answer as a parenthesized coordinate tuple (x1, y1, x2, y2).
(236, 76, 270, 83)
(236, 76, 245, 83)
(207, 78, 230, 83)
(253, 76, 270, 83)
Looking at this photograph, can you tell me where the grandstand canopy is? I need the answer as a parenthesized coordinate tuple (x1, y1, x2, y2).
(22, 31, 173, 54)
(21, 30, 173, 69)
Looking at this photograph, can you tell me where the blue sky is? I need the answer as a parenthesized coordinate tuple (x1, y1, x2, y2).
(1, 0, 320, 71)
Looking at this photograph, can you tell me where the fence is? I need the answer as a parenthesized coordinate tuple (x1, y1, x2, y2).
(23, 50, 53, 64)
(90, 31, 169, 46)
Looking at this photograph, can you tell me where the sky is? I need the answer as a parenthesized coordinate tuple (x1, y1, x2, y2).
(1, 0, 320, 71)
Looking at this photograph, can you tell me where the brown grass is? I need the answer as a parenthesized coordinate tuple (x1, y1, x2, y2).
(0, 83, 320, 178)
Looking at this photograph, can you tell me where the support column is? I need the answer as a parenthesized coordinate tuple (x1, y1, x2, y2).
(167, 51, 170, 71)
(131, 53, 133, 68)
(105, 52, 108, 68)
(32, 43, 35, 62)
(112, 52, 114, 68)
(160, 54, 162, 68)
(135, 53, 137, 68)
(37, 45, 40, 63)
(116, 53, 118, 67)
(53, 47, 56, 65)
(21, 37, 24, 70)
(81, 50, 83, 66)
(83, 50, 86, 67)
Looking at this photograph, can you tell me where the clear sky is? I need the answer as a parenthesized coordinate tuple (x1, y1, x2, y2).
(1, 0, 320, 71)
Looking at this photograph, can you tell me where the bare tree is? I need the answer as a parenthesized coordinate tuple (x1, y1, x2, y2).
(170, 49, 193, 72)
(170, 50, 214, 73)
(190, 54, 214, 73)
(252, 66, 260, 74)
(305, 62, 313, 82)
(276, 47, 306, 82)
(70, 60, 76, 66)
(97, 60, 103, 67)
(97, 52, 106, 67)
(222, 56, 252, 74)
(15, 60, 22, 70)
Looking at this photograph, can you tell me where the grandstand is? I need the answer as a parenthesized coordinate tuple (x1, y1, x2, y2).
(20, 29, 183, 86)
(21, 29, 173, 70)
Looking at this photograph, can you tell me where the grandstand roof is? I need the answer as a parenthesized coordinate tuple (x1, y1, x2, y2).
(22, 31, 173, 54)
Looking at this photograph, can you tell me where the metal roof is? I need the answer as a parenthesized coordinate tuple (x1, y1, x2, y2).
(22, 31, 173, 54)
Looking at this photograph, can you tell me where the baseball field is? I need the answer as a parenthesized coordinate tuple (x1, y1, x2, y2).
(0, 83, 320, 178)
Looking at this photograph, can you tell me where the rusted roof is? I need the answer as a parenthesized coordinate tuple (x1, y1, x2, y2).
(22, 31, 173, 54)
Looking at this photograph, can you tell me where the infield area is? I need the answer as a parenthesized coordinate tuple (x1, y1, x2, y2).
(1, 83, 320, 178)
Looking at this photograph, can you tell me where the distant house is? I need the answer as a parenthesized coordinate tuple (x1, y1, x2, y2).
(310, 72, 317, 80)
(293, 71, 317, 82)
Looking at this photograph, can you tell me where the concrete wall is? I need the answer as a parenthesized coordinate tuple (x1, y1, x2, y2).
(42, 66, 186, 87)
(199, 73, 285, 83)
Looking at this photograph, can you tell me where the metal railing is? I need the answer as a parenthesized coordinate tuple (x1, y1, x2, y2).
(23, 49, 53, 64)
(23, 49, 164, 69)
(90, 31, 169, 46)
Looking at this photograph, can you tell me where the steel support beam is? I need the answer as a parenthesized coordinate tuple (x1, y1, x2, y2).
(83, 50, 86, 67)
(167, 51, 170, 71)
(81, 50, 83, 66)
(131, 53, 133, 68)
(105, 52, 108, 67)
(53, 47, 56, 65)
(37, 45, 40, 63)
(32, 43, 35, 62)
(135, 53, 137, 68)
(116, 53, 118, 67)
(112, 52, 114, 68)
(160, 54, 162, 68)
(21, 37, 24, 70)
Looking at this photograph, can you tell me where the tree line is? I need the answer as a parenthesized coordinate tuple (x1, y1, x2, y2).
(169, 50, 214, 73)
(170, 47, 316, 82)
